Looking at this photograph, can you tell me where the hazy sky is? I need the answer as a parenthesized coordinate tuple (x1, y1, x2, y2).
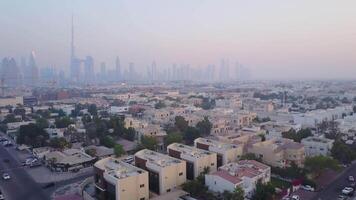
(0, 0, 355, 80)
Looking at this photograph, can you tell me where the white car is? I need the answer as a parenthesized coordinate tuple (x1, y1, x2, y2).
(301, 185, 315, 192)
(0, 189, 4, 200)
(342, 187, 354, 195)
(291, 195, 300, 200)
(2, 173, 10, 180)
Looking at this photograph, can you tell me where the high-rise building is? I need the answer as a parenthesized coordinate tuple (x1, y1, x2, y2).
(115, 56, 121, 81)
(129, 62, 135, 81)
(1, 58, 21, 87)
(99, 62, 106, 82)
(69, 16, 81, 83)
(27, 51, 39, 86)
(84, 56, 95, 84)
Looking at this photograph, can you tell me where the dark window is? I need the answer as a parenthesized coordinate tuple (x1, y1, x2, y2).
(179, 172, 183, 176)
(140, 198, 145, 200)
(140, 184, 145, 188)
(167, 189, 171, 192)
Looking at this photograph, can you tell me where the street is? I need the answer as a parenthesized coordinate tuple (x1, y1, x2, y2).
(0, 145, 49, 200)
(313, 162, 356, 200)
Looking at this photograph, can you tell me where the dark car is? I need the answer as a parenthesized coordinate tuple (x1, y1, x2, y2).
(4, 143, 13, 147)
(3, 158, 10, 163)
(42, 182, 55, 189)
(0, 189, 4, 200)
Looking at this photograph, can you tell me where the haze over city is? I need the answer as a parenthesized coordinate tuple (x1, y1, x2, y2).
(1, 0, 356, 80)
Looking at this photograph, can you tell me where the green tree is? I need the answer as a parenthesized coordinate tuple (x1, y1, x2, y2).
(3, 113, 20, 123)
(175, 116, 188, 132)
(331, 140, 356, 164)
(49, 138, 72, 150)
(140, 136, 158, 150)
(36, 118, 49, 129)
(123, 127, 136, 141)
(85, 148, 97, 157)
(114, 144, 125, 157)
(13, 107, 26, 117)
(154, 100, 166, 109)
(282, 128, 312, 142)
(100, 136, 116, 148)
(222, 187, 245, 200)
(55, 117, 73, 128)
(17, 124, 49, 147)
(183, 127, 201, 145)
(304, 155, 339, 177)
(110, 116, 126, 136)
(164, 132, 183, 146)
(196, 116, 212, 135)
(251, 181, 275, 200)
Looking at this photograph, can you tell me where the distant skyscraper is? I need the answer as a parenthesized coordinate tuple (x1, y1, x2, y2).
(151, 61, 157, 82)
(84, 56, 95, 84)
(219, 59, 229, 82)
(70, 16, 81, 82)
(28, 51, 39, 86)
(129, 62, 135, 81)
(115, 56, 121, 81)
(1, 57, 21, 87)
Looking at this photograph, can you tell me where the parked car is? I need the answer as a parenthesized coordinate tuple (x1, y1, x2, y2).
(350, 182, 356, 188)
(301, 185, 315, 192)
(349, 175, 355, 182)
(42, 182, 55, 189)
(2, 173, 10, 180)
(122, 156, 134, 164)
(3, 141, 13, 147)
(291, 195, 300, 200)
(0, 189, 4, 200)
(0, 137, 7, 142)
(337, 195, 348, 200)
(342, 187, 354, 196)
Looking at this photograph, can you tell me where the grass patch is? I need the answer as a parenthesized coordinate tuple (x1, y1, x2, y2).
(271, 177, 291, 189)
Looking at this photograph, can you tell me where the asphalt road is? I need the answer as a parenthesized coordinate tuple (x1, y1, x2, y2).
(313, 162, 356, 200)
(0, 145, 49, 200)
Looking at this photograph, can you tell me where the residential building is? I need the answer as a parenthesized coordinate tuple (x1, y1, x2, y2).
(301, 136, 334, 157)
(136, 124, 167, 151)
(43, 148, 96, 172)
(205, 160, 271, 198)
(194, 137, 243, 167)
(94, 157, 149, 200)
(167, 143, 217, 179)
(249, 138, 305, 168)
(134, 149, 186, 194)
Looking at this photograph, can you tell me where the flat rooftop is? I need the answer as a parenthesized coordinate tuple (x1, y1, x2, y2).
(302, 136, 334, 143)
(95, 157, 145, 180)
(212, 160, 270, 184)
(168, 143, 212, 159)
(135, 149, 182, 168)
(195, 137, 239, 150)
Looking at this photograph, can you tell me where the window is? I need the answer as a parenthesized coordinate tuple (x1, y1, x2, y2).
(211, 163, 215, 166)
(140, 198, 145, 200)
(140, 184, 145, 188)
(179, 172, 183, 176)
(167, 189, 171, 192)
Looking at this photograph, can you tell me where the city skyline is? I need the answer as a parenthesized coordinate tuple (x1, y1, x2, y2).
(0, 0, 356, 80)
